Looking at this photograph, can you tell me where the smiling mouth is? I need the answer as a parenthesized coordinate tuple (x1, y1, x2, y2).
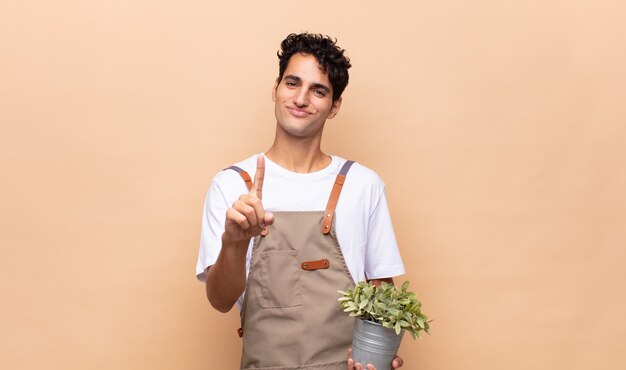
(287, 107, 311, 117)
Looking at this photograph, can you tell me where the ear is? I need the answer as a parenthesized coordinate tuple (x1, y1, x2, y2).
(327, 96, 342, 119)
(271, 79, 279, 102)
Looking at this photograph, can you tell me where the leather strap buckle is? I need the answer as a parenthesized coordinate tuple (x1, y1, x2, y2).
(301, 259, 330, 271)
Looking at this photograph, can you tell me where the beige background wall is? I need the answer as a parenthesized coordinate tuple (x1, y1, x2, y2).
(1, 1, 625, 369)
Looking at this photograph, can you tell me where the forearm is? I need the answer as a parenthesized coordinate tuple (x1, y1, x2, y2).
(205, 235, 250, 312)
(368, 277, 394, 286)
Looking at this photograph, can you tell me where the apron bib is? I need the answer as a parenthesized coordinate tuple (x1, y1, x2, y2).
(227, 161, 356, 370)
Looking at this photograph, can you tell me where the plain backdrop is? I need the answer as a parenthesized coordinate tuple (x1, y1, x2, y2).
(1, 1, 625, 369)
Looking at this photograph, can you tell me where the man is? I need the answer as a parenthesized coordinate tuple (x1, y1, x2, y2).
(196, 33, 405, 370)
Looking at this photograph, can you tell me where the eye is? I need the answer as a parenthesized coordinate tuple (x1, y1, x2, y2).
(285, 81, 297, 87)
(314, 89, 327, 97)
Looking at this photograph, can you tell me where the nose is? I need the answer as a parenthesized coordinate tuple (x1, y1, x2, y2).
(293, 88, 309, 108)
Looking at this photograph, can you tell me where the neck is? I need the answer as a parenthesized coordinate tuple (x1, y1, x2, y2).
(265, 126, 331, 173)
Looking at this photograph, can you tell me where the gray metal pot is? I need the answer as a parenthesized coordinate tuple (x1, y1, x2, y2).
(351, 318, 404, 370)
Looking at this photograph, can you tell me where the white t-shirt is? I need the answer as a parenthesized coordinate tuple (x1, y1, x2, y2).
(196, 154, 405, 308)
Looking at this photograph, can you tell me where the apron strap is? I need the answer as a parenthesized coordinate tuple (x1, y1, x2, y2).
(321, 160, 355, 235)
(224, 166, 253, 192)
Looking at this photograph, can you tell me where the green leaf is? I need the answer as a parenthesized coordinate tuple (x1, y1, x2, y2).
(359, 299, 369, 309)
(417, 317, 425, 329)
(338, 280, 431, 341)
(364, 285, 373, 297)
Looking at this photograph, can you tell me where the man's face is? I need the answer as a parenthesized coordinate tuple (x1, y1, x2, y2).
(272, 53, 342, 139)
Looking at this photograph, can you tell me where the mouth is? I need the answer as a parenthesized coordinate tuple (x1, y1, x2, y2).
(286, 107, 311, 118)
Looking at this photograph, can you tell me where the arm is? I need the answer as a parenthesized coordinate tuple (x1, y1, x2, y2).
(351, 183, 405, 369)
(205, 155, 274, 312)
(204, 236, 250, 312)
(363, 181, 405, 283)
(367, 277, 394, 286)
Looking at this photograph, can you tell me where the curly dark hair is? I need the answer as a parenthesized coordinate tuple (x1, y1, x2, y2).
(277, 33, 352, 102)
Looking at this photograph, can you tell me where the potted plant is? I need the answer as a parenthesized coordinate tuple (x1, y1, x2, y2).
(338, 281, 431, 370)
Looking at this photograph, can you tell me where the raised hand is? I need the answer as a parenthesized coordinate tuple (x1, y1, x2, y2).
(223, 155, 275, 244)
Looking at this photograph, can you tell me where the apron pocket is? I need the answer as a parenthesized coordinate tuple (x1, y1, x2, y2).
(260, 250, 302, 308)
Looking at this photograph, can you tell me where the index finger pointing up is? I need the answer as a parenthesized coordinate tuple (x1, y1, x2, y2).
(251, 154, 265, 199)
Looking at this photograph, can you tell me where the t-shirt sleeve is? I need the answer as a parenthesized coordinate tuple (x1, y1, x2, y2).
(195, 178, 230, 282)
(364, 185, 406, 280)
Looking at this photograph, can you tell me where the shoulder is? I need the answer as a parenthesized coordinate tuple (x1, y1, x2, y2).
(209, 153, 259, 198)
(338, 157, 386, 189)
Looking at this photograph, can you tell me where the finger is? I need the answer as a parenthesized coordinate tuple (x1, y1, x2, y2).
(265, 212, 274, 226)
(241, 194, 265, 229)
(347, 348, 353, 370)
(366, 365, 376, 370)
(251, 154, 265, 199)
(226, 208, 250, 230)
(233, 199, 258, 229)
(392, 355, 404, 368)
(355, 364, 363, 370)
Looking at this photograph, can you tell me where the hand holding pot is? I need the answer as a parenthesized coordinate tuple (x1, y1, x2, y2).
(347, 348, 404, 370)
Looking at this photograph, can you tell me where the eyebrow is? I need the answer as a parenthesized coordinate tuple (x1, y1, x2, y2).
(284, 74, 332, 94)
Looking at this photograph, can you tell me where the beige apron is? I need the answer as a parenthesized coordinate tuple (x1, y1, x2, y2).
(226, 161, 356, 370)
